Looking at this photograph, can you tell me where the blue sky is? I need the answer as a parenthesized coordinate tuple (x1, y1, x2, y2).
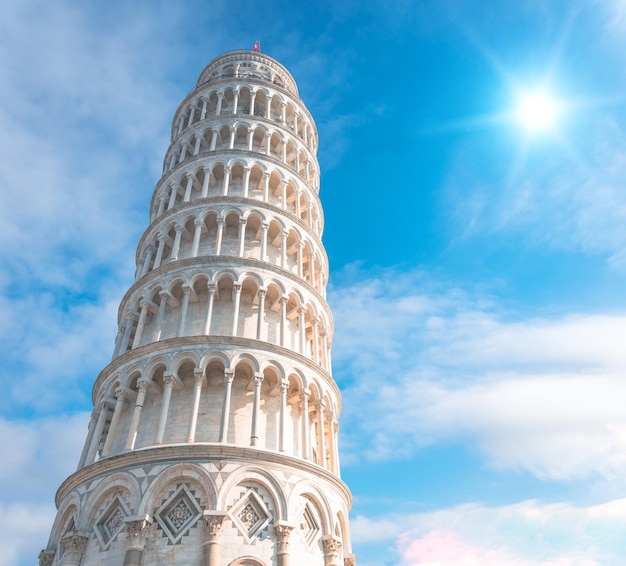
(3, 0, 626, 564)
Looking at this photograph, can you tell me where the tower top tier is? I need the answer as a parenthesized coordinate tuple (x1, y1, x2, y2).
(196, 50, 299, 97)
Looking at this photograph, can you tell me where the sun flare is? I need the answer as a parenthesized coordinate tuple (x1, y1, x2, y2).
(515, 90, 560, 132)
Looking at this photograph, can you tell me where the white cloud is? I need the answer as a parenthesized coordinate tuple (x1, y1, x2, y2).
(0, 413, 88, 566)
(352, 499, 626, 565)
(331, 267, 626, 478)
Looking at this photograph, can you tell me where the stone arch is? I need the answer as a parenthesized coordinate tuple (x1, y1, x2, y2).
(288, 481, 332, 536)
(139, 463, 217, 515)
(48, 491, 81, 544)
(228, 558, 266, 566)
(199, 350, 231, 372)
(217, 467, 287, 522)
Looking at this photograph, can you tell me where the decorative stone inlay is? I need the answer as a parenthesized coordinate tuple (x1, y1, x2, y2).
(94, 495, 130, 549)
(230, 489, 271, 542)
(239, 502, 260, 529)
(154, 483, 203, 545)
(106, 507, 124, 535)
(169, 498, 194, 529)
(299, 503, 320, 546)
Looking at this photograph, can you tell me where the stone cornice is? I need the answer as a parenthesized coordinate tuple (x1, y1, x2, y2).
(92, 335, 341, 404)
(56, 443, 352, 508)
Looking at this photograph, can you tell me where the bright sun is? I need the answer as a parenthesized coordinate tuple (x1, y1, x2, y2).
(515, 90, 560, 132)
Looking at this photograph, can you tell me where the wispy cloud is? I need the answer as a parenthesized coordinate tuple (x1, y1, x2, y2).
(0, 414, 88, 564)
(353, 498, 626, 565)
(331, 266, 626, 479)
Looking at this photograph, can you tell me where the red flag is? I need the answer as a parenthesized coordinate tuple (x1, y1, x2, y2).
(253, 40, 259, 52)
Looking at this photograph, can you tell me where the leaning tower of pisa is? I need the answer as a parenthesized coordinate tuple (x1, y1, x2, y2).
(39, 51, 355, 566)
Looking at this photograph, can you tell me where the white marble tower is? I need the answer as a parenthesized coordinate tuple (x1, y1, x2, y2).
(40, 50, 355, 566)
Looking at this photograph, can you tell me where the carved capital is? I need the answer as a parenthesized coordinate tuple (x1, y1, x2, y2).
(253, 373, 264, 387)
(322, 535, 342, 558)
(38, 549, 55, 566)
(224, 369, 235, 384)
(274, 522, 294, 542)
(193, 368, 205, 385)
(344, 554, 356, 566)
(124, 515, 152, 551)
(202, 510, 227, 539)
(60, 531, 89, 563)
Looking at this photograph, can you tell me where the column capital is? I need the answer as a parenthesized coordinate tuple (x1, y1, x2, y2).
(315, 399, 326, 411)
(224, 369, 235, 383)
(182, 285, 192, 295)
(162, 372, 178, 388)
(202, 510, 227, 539)
(194, 217, 204, 226)
(207, 282, 217, 292)
(262, 221, 270, 229)
(137, 379, 150, 394)
(38, 549, 55, 566)
(217, 216, 225, 225)
(279, 296, 288, 305)
(60, 531, 89, 563)
(253, 373, 264, 385)
(257, 287, 267, 298)
(344, 554, 357, 566)
(301, 388, 311, 399)
(233, 282, 242, 292)
(280, 378, 289, 392)
(274, 522, 294, 542)
(193, 368, 206, 385)
(124, 515, 152, 551)
(322, 535, 343, 558)
(114, 388, 127, 402)
(239, 216, 248, 225)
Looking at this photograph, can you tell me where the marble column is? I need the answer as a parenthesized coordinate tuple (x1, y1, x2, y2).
(123, 516, 152, 566)
(322, 536, 343, 566)
(219, 370, 235, 443)
(202, 511, 227, 566)
(187, 369, 205, 442)
(274, 523, 294, 566)
(125, 380, 149, 451)
(59, 532, 88, 566)
(101, 390, 126, 458)
(250, 373, 264, 446)
(279, 378, 289, 452)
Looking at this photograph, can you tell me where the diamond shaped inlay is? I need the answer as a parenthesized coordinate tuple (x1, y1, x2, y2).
(230, 489, 271, 542)
(169, 499, 193, 530)
(94, 495, 129, 549)
(239, 502, 260, 530)
(300, 503, 321, 546)
(155, 484, 203, 545)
